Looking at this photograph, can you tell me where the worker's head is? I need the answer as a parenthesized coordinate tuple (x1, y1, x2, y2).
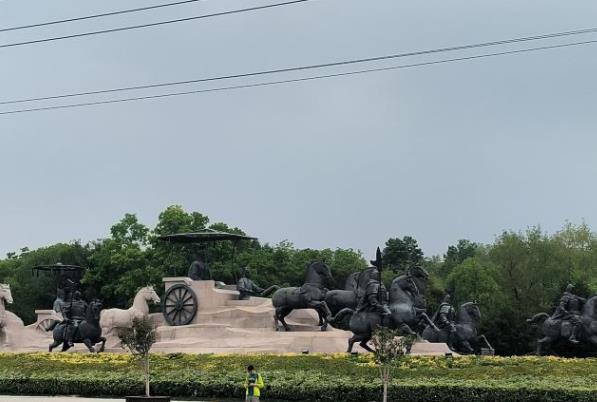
(247, 365, 255, 372)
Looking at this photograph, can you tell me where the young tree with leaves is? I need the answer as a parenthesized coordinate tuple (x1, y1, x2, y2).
(118, 317, 157, 398)
(371, 327, 414, 402)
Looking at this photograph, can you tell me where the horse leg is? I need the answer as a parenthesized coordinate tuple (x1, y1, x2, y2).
(359, 335, 374, 353)
(478, 334, 494, 351)
(49, 339, 61, 352)
(398, 323, 417, 336)
(460, 340, 474, 354)
(82, 338, 96, 353)
(98, 337, 107, 353)
(418, 313, 439, 332)
(316, 309, 324, 327)
(536, 336, 552, 356)
(276, 307, 292, 331)
(61, 342, 71, 352)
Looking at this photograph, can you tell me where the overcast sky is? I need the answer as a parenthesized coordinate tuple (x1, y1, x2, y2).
(1, 0, 597, 260)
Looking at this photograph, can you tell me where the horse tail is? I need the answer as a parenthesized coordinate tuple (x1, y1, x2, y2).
(330, 308, 354, 326)
(526, 313, 549, 325)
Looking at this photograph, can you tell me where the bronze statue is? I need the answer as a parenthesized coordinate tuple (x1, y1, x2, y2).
(388, 265, 436, 336)
(48, 298, 106, 353)
(430, 294, 457, 350)
(528, 284, 597, 354)
(236, 267, 279, 300)
(422, 301, 493, 354)
(62, 291, 88, 347)
(188, 255, 211, 280)
(272, 261, 333, 331)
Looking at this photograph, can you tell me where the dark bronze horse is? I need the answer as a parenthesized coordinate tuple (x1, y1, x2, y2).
(422, 301, 492, 354)
(528, 295, 597, 355)
(325, 267, 378, 317)
(331, 274, 420, 353)
(272, 261, 333, 331)
(48, 300, 106, 353)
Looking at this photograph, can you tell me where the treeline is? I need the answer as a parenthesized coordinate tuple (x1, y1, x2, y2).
(1, 205, 596, 355)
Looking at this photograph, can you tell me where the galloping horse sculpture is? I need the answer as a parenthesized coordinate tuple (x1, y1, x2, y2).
(100, 286, 160, 334)
(388, 272, 437, 336)
(527, 295, 597, 355)
(272, 261, 333, 331)
(422, 301, 493, 354)
(325, 267, 379, 327)
(48, 299, 106, 353)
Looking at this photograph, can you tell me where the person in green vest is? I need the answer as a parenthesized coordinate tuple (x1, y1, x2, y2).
(244, 365, 265, 402)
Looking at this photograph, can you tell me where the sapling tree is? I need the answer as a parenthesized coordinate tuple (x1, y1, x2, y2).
(371, 327, 414, 402)
(119, 317, 157, 397)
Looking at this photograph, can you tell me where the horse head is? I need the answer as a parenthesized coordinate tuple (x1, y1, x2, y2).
(389, 274, 418, 304)
(0, 284, 12, 305)
(89, 299, 103, 321)
(407, 265, 429, 280)
(307, 261, 333, 286)
(459, 301, 481, 324)
(140, 286, 161, 304)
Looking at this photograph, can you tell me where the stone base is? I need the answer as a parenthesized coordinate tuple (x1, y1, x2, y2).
(125, 397, 170, 402)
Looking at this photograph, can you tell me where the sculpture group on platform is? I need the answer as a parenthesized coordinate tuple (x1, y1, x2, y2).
(1, 236, 596, 357)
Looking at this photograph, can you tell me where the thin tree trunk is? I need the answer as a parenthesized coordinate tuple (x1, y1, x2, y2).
(383, 367, 388, 402)
(145, 356, 150, 397)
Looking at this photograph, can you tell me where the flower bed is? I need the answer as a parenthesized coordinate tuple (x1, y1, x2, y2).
(0, 353, 595, 401)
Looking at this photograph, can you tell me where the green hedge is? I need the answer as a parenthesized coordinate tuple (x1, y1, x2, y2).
(0, 353, 596, 401)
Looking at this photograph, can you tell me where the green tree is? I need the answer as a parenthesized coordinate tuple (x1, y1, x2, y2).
(382, 236, 423, 271)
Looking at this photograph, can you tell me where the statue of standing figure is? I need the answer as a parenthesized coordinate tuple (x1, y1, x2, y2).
(236, 267, 279, 300)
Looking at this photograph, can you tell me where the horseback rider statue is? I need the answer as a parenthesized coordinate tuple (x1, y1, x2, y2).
(188, 254, 211, 280)
(355, 249, 391, 322)
(63, 291, 88, 347)
(551, 283, 586, 344)
(236, 266, 279, 300)
(432, 294, 457, 350)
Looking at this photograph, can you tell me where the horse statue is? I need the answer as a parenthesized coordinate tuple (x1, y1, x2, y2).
(388, 268, 436, 336)
(527, 295, 597, 355)
(272, 261, 333, 331)
(403, 264, 430, 310)
(48, 299, 106, 353)
(326, 267, 379, 323)
(0, 284, 13, 346)
(100, 286, 160, 334)
(422, 301, 493, 354)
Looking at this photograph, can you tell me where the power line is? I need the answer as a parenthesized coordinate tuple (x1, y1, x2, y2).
(3, 26, 597, 106)
(0, 0, 204, 33)
(0, 0, 314, 49)
(2, 38, 595, 116)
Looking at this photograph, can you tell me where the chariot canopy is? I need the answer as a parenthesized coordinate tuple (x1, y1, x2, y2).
(157, 229, 256, 243)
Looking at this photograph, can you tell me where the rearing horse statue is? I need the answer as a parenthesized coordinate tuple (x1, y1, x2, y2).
(389, 268, 437, 335)
(272, 261, 333, 331)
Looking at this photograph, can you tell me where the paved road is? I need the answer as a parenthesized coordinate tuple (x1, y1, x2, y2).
(0, 397, 235, 402)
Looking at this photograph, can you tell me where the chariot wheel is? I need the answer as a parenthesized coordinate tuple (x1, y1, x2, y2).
(162, 284, 198, 326)
(36, 318, 57, 332)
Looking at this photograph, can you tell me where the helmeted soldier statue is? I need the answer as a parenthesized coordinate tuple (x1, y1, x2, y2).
(432, 294, 457, 350)
(63, 290, 88, 347)
(551, 283, 586, 344)
(188, 254, 211, 280)
(355, 268, 391, 320)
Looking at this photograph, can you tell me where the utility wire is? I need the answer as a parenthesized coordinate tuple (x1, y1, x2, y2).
(2, 26, 597, 106)
(0, 0, 203, 33)
(0, 0, 313, 49)
(1, 38, 595, 116)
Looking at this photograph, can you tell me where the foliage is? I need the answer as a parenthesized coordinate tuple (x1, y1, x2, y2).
(371, 328, 415, 402)
(0, 353, 595, 401)
(118, 317, 157, 397)
(382, 236, 423, 271)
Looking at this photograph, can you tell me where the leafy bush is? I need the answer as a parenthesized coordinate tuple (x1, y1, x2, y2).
(0, 353, 595, 401)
